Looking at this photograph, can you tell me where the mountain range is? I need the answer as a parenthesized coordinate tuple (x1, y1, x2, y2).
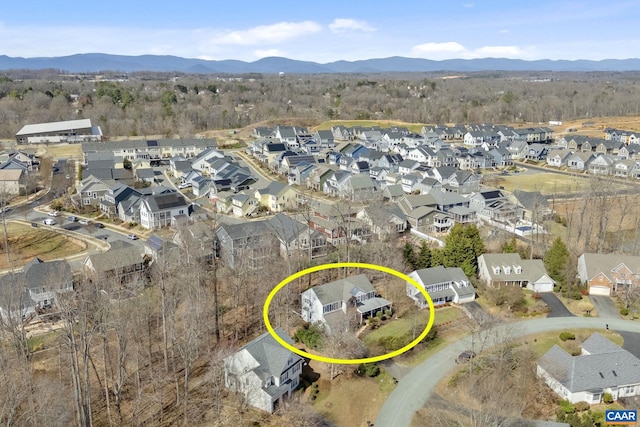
(1, 53, 640, 74)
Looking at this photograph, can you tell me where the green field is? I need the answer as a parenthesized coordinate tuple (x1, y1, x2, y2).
(0, 222, 86, 270)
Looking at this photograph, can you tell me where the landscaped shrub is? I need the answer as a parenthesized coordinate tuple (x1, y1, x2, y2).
(558, 400, 576, 414)
(620, 308, 630, 316)
(356, 363, 380, 377)
(602, 392, 614, 404)
(294, 325, 323, 349)
(559, 331, 576, 341)
(376, 310, 383, 319)
(385, 309, 392, 318)
(574, 401, 590, 412)
(309, 382, 319, 401)
(368, 317, 380, 329)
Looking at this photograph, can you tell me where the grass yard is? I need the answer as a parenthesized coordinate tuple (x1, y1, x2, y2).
(490, 172, 593, 195)
(0, 222, 86, 269)
(17, 143, 83, 160)
(525, 329, 623, 358)
(312, 369, 397, 427)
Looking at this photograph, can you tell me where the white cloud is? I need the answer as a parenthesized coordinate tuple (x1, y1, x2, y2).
(329, 18, 376, 34)
(211, 21, 322, 45)
(253, 49, 287, 58)
(411, 42, 466, 55)
(499, 29, 510, 33)
(463, 3, 475, 8)
(411, 41, 528, 60)
(474, 45, 523, 57)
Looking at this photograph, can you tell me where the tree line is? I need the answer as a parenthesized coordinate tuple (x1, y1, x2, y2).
(2, 70, 640, 139)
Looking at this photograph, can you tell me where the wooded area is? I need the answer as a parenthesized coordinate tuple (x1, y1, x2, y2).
(2, 70, 640, 139)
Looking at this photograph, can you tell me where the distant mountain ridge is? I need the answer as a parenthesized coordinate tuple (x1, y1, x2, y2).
(1, 53, 640, 73)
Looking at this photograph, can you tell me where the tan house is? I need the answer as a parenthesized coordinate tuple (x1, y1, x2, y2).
(577, 253, 640, 296)
(0, 169, 25, 195)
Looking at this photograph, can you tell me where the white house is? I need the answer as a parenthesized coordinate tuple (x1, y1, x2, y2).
(224, 327, 303, 413)
(301, 274, 392, 334)
(477, 253, 555, 293)
(537, 333, 640, 404)
(139, 192, 191, 229)
(406, 266, 476, 308)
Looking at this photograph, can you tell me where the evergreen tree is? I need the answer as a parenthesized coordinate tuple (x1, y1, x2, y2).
(431, 249, 444, 267)
(417, 241, 431, 269)
(502, 236, 517, 253)
(402, 242, 417, 270)
(442, 224, 485, 276)
(544, 237, 570, 286)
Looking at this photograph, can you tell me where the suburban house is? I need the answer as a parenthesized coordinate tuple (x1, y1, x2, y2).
(139, 192, 191, 229)
(0, 258, 73, 320)
(265, 213, 328, 260)
(16, 118, 102, 144)
(224, 327, 303, 413)
(510, 190, 553, 223)
(82, 240, 146, 285)
(172, 222, 216, 264)
(577, 253, 640, 296)
(477, 253, 555, 293)
(82, 138, 218, 162)
(469, 190, 520, 224)
(0, 169, 26, 195)
(76, 175, 113, 208)
(215, 222, 279, 270)
(406, 266, 476, 307)
(301, 274, 392, 334)
(537, 333, 640, 404)
(254, 181, 297, 213)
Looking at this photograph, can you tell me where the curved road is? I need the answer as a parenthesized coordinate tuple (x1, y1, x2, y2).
(375, 317, 640, 427)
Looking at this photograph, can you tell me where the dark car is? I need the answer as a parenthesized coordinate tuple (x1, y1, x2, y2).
(95, 222, 105, 228)
(456, 350, 476, 364)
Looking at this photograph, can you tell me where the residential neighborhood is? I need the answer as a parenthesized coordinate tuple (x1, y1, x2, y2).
(0, 117, 639, 427)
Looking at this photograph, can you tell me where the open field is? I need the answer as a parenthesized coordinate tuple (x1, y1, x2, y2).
(15, 143, 83, 160)
(484, 172, 593, 194)
(0, 222, 86, 269)
(314, 119, 425, 133)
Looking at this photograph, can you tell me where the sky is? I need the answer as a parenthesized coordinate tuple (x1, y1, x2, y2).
(2, 1, 640, 62)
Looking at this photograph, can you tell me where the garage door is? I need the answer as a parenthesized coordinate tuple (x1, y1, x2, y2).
(589, 286, 611, 296)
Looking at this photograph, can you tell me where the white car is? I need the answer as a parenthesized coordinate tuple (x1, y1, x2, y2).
(127, 234, 139, 240)
(42, 218, 56, 225)
(48, 211, 59, 217)
(79, 219, 90, 225)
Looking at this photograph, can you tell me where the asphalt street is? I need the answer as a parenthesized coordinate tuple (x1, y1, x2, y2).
(375, 317, 640, 427)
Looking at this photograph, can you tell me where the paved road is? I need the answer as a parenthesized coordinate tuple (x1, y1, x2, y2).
(590, 295, 621, 319)
(539, 293, 574, 318)
(375, 317, 640, 427)
(619, 330, 640, 358)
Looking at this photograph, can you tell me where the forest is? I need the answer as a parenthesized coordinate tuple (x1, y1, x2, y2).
(1, 69, 640, 139)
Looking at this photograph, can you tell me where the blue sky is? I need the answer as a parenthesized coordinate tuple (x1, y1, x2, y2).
(2, 1, 640, 62)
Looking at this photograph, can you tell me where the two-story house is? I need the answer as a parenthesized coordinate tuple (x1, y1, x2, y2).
(406, 266, 476, 307)
(301, 274, 392, 334)
(224, 327, 303, 413)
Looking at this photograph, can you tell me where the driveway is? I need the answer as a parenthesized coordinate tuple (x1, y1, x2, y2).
(375, 317, 640, 427)
(462, 301, 496, 325)
(618, 330, 640, 359)
(590, 295, 621, 319)
(539, 293, 574, 317)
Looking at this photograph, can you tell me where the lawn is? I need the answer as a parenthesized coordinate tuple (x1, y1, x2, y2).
(18, 143, 83, 160)
(0, 222, 86, 269)
(488, 172, 593, 194)
(525, 329, 623, 358)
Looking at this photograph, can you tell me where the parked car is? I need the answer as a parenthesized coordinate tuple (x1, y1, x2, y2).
(68, 216, 77, 222)
(127, 234, 139, 240)
(47, 211, 59, 217)
(79, 219, 90, 225)
(95, 222, 105, 228)
(456, 350, 476, 364)
(42, 218, 56, 226)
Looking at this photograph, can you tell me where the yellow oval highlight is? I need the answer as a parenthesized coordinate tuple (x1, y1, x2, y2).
(263, 262, 435, 365)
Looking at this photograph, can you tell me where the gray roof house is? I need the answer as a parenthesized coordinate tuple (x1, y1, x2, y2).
(537, 333, 640, 404)
(406, 266, 475, 308)
(477, 253, 555, 293)
(0, 258, 73, 320)
(139, 192, 191, 229)
(224, 327, 303, 413)
(301, 274, 392, 334)
(83, 240, 145, 286)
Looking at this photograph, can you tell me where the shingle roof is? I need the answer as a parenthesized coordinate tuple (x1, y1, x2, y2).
(539, 333, 640, 392)
(17, 119, 93, 136)
(86, 240, 143, 273)
(311, 274, 375, 305)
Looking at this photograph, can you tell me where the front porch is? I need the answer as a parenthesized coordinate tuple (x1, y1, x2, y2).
(356, 297, 392, 323)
